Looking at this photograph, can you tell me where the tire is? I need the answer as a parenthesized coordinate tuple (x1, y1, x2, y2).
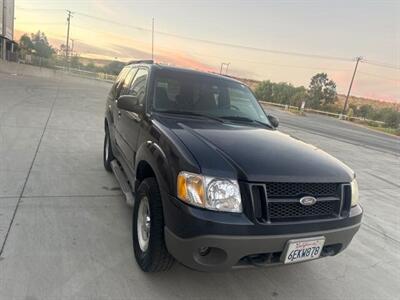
(103, 127, 114, 172)
(132, 178, 175, 272)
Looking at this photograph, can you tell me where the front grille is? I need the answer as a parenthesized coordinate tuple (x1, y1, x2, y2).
(269, 200, 339, 220)
(265, 182, 339, 198)
(250, 182, 345, 223)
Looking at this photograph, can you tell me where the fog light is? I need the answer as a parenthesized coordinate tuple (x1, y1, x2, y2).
(199, 246, 210, 256)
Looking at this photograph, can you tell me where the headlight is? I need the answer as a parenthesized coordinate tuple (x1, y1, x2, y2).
(351, 178, 359, 207)
(177, 171, 242, 213)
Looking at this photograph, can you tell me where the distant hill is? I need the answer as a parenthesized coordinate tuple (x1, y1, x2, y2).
(234, 76, 399, 110)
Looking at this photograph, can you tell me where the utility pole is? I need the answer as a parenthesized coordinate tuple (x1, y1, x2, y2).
(151, 18, 154, 61)
(219, 62, 230, 75)
(342, 56, 362, 115)
(225, 63, 230, 75)
(65, 10, 73, 68)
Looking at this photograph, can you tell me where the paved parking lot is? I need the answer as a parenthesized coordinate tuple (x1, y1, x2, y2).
(0, 73, 399, 300)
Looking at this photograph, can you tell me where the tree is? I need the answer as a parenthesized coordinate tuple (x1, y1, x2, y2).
(70, 55, 81, 68)
(19, 34, 34, 51)
(383, 109, 400, 128)
(59, 44, 67, 56)
(102, 60, 126, 75)
(272, 82, 296, 105)
(291, 86, 308, 107)
(308, 73, 337, 108)
(255, 80, 274, 101)
(255, 80, 308, 108)
(86, 62, 97, 72)
(358, 104, 373, 119)
(30, 31, 55, 58)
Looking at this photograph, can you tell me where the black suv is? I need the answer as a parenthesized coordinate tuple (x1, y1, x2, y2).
(103, 61, 362, 272)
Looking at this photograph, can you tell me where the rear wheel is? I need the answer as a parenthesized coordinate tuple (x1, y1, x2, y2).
(132, 178, 175, 272)
(103, 127, 114, 172)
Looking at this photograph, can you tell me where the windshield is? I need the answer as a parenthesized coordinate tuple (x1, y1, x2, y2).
(151, 70, 270, 125)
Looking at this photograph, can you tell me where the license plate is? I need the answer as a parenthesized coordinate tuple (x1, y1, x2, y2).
(282, 237, 325, 264)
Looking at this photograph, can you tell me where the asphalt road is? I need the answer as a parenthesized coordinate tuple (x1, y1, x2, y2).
(262, 105, 400, 156)
(0, 73, 399, 300)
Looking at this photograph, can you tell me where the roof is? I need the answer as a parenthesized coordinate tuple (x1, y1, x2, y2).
(126, 61, 245, 85)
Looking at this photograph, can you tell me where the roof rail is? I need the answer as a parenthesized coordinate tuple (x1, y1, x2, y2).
(127, 60, 154, 65)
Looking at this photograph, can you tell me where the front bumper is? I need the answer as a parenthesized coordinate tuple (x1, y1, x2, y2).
(163, 195, 362, 272)
(165, 223, 360, 272)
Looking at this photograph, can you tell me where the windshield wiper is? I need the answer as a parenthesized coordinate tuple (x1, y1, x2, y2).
(154, 110, 273, 128)
(219, 116, 273, 129)
(154, 110, 225, 123)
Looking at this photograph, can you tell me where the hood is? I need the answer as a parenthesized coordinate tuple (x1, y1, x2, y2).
(157, 115, 354, 183)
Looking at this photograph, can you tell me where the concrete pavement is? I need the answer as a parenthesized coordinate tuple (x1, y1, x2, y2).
(0, 73, 399, 300)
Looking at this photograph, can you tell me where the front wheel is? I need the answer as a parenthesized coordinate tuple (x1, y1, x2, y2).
(103, 127, 114, 172)
(132, 178, 175, 272)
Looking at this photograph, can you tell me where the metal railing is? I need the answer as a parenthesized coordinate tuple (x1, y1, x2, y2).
(55, 65, 116, 82)
(259, 100, 385, 126)
(15, 54, 117, 83)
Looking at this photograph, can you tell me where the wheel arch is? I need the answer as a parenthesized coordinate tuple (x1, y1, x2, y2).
(135, 141, 174, 196)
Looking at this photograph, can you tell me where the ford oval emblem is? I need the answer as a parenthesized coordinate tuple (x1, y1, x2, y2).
(299, 196, 317, 206)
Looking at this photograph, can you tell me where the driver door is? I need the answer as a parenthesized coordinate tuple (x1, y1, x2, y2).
(114, 67, 137, 159)
(116, 68, 149, 168)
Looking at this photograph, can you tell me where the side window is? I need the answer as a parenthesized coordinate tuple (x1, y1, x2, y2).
(110, 67, 129, 98)
(120, 67, 138, 96)
(116, 67, 129, 84)
(228, 86, 259, 117)
(128, 69, 149, 105)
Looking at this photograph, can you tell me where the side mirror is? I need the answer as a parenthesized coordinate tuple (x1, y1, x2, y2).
(267, 114, 279, 128)
(117, 95, 144, 114)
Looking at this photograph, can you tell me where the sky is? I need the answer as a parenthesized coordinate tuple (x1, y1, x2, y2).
(14, 0, 400, 102)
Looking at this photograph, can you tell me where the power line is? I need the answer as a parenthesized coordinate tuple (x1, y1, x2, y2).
(73, 12, 149, 31)
(72, 11, 353, 62)
(15, 6, 65, 12)
(188, 51, 351, 72)
(17, 6, 400, 70)
(361, 59, 400, 70)
(16, 22, 65, 25)
(358, 71, 400, 82)
(16, 6, 399, 74)
(54, 26, 351, 74)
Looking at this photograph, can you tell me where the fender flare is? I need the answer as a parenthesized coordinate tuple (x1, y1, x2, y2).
(135, 140, 173, 195)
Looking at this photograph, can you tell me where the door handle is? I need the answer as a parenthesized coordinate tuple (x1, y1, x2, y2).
(127, 112, 140, 122)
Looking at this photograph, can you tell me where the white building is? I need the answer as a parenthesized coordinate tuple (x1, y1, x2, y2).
(0, 0, 16, 60)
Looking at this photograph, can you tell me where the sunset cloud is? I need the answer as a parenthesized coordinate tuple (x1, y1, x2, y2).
(13, 1, 399, 102)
